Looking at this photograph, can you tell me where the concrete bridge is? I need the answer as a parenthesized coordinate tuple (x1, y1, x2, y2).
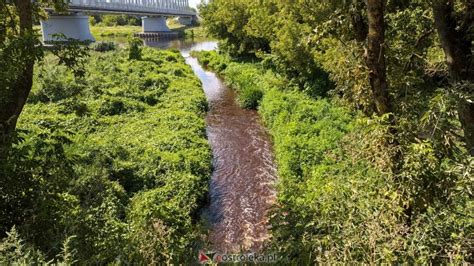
(41, 0, 196, 42)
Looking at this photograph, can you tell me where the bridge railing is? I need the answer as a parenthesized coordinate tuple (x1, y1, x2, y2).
(69, 0, 195, 16)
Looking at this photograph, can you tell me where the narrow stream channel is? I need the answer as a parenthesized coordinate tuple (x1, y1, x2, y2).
(149, 40, 278, 253)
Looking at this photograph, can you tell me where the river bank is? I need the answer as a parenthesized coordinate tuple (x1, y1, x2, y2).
(192, 50, 392, 263)
(3, 47, 212, 264)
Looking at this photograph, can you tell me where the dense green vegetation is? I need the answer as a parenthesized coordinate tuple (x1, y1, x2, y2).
(2, 2, 210, 263)
(195, 48, 473, 264)
(195, 0, 473, 258)
(1, 0, 472, 264)
(90, 15, 142, 27)
(1, 47, 212, 263)
(1, 1, 205, 161)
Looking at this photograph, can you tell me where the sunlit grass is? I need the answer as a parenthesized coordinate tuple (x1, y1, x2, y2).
(90, 25, 141, 37)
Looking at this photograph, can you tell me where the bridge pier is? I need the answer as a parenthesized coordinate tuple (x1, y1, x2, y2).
(142, 16, 171, 32)
(178, 16, 193, 26)
(40, 13, 95, 43)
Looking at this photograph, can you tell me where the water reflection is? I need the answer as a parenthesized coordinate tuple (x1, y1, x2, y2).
(97, 35, 217, 52)
(143, 37, 217, 52)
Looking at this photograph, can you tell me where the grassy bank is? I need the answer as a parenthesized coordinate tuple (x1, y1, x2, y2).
(1, 48, 212, 264)
(193, 51, 472, 264)
(90, 25, 141, 38)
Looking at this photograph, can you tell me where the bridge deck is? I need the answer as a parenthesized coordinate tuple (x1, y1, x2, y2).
(67, 5, 195, 16)
(66, 0, 195, 16)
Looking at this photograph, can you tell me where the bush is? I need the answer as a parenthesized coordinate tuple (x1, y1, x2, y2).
(91, 41, 116, 52)
(99, 15, 141, 26)
(127, 173, 207, 264)
(98, 97, 145, 115)
(193, 50, 229, 75)
(238, 87, 263, 109)
(128, 38, 142, 60)
(28, 65, 84, 103)
(59, 98, 89, 116)
(0, 227, 56, 264)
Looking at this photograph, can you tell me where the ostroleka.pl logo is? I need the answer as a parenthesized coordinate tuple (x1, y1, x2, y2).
(198, 250, 279, 264)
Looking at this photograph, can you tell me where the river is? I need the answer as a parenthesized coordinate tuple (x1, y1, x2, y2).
(148, 39, 278, 253)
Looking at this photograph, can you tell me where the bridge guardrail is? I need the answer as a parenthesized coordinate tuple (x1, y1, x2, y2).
(68, 0, 195, 16)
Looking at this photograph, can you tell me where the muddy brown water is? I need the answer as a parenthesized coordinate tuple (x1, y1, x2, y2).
(147, 40, 278, 253)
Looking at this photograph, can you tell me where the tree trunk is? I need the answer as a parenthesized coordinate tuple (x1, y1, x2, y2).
(432, 0, 474, 155)
(351, 0, 368, 42)
(366, 0, 392, 115)
(0, 1, 35, 161)
(458, 102, 474, 155)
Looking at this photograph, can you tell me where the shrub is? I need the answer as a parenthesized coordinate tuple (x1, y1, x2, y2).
(98, 97, 145, 115)
(91, 41, 116, 52)
(29, 65, 84, 103)
(238, 87, 263, 109)
(0, 124, 79, 259)
(193, 50, 229, 75)
(59, 98, 89, 116)
(128, 38, 143, 60)
(141, 74, 171, 91)
(70, 174, 128, 263)
(0, 227, 73, 264)
(99, 15, 141, 26)
(127, 173, 207, 264)
(89, 16, 97, 26)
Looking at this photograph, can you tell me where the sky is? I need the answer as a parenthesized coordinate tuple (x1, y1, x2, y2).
(189, 0, 201, 8)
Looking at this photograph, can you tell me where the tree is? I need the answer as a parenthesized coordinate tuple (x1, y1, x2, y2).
(366, 0, 392, 116)
(432, 0, 474, 155)
(0, 0, 84, 160)
(350, 0, 368, 42)
(200, 0, 270, 56)
(0, 0, 36, 160)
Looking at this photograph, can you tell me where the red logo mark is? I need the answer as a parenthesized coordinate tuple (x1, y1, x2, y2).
(199, 250, 211, 264)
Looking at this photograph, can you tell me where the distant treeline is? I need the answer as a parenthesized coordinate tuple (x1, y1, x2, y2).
(89, 14, 142, 26)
